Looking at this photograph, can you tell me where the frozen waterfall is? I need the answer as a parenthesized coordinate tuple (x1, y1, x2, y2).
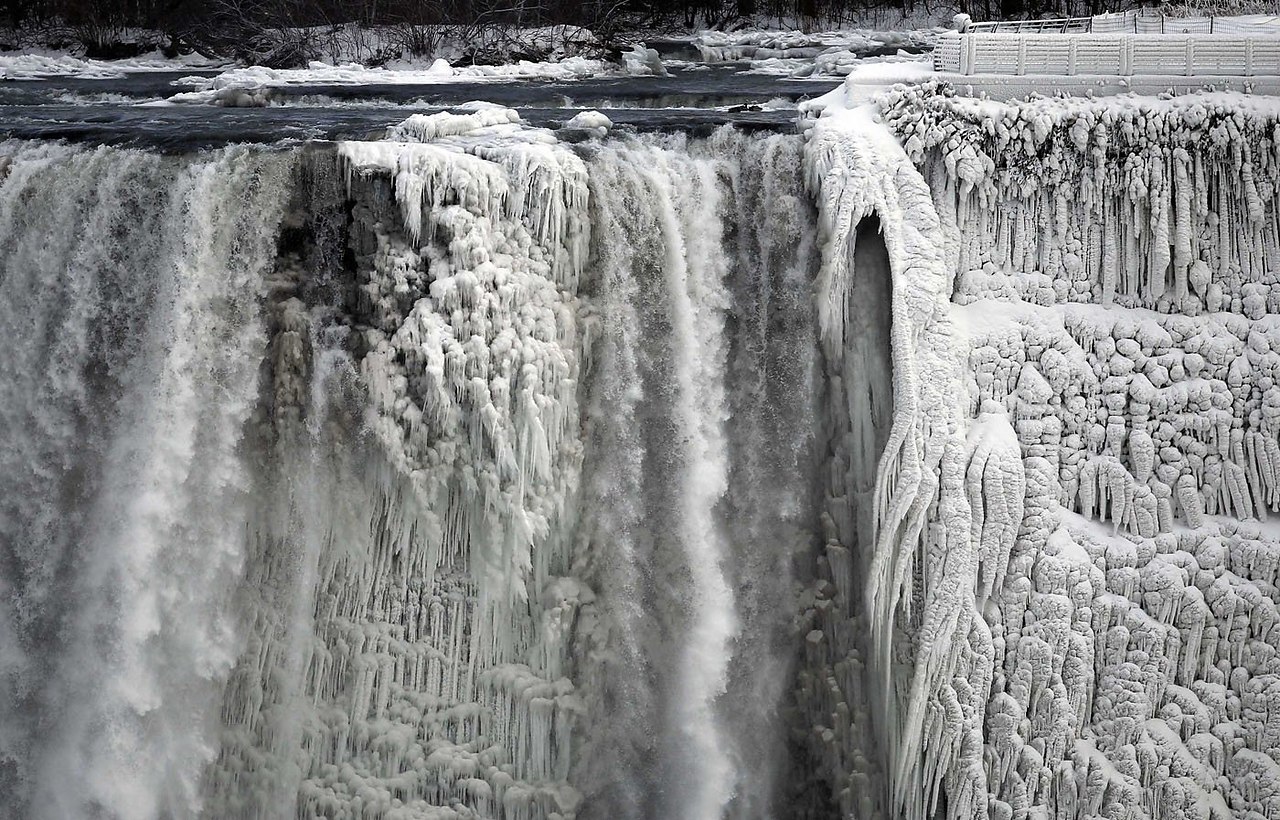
(0, 119, 830, 820)
(7, 81, 1280, 820)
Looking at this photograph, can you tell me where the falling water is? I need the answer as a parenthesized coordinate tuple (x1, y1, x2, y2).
(0, 122, 847, 820)
(0, 142, 294, 819)
(577, 130, 820, 820)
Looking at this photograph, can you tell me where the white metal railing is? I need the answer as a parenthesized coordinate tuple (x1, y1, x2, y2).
(965, 16, 1094, 33)
(964, 11, 1280, 35)
(935, 31, 1280, 76)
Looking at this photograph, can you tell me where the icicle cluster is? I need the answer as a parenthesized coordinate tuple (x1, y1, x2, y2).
(870, 83, 1280, 820)
(336, 107, 589, 604)
(883, 83, 1280, 315)
(946, 296, 1280, 820)
(235, 110, 592, 820)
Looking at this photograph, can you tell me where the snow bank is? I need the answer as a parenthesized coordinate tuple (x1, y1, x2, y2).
(0, 49, 225, 80)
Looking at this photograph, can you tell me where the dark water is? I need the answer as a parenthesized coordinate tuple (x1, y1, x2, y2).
(0, 64, 842, 148)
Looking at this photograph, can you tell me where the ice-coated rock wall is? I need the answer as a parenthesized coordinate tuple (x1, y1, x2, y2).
(831, 83, 1280, 820)
(798, 97, 984, 820)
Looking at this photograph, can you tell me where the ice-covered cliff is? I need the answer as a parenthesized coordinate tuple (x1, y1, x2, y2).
(806, 81, 1280, 820)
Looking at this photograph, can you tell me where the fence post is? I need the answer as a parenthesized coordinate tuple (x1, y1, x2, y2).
(1068, 38, 1078, 75)
(1018, 37, 1027, 74)
(1247, 39, 1255, 76)
(1122, 36, 1133, 75)
(1186, 38, 1194, 76)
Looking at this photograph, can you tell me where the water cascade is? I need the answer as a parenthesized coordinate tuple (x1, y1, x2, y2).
(0, 117, 830, 820)
(0, 143, 295, 819)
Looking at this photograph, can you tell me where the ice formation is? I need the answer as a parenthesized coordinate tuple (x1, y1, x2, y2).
(799, 93, 982, 820)
(203, 111, 819, 820)
(791, 80, 1280, 820)
(217, 109, 594, 820)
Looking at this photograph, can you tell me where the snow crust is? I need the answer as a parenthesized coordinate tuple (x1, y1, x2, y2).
(161, 57, 623, 105)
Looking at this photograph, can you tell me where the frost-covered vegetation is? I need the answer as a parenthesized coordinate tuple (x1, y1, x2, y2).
(0, 0, 1085, 67)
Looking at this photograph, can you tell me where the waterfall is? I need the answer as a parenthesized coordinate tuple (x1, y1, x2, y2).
(7, 82, 1280, 820)
(575, 130, 820, 820)
(578, 133, 741, 820)
(0, 115, 850, 820)
(0, 142, 294, 819)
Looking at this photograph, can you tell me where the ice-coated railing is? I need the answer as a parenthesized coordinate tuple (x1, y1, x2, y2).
(934, 30, 1280, 75)
(966, 10, 1280, 35)
(964, 15, 1094, 33)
